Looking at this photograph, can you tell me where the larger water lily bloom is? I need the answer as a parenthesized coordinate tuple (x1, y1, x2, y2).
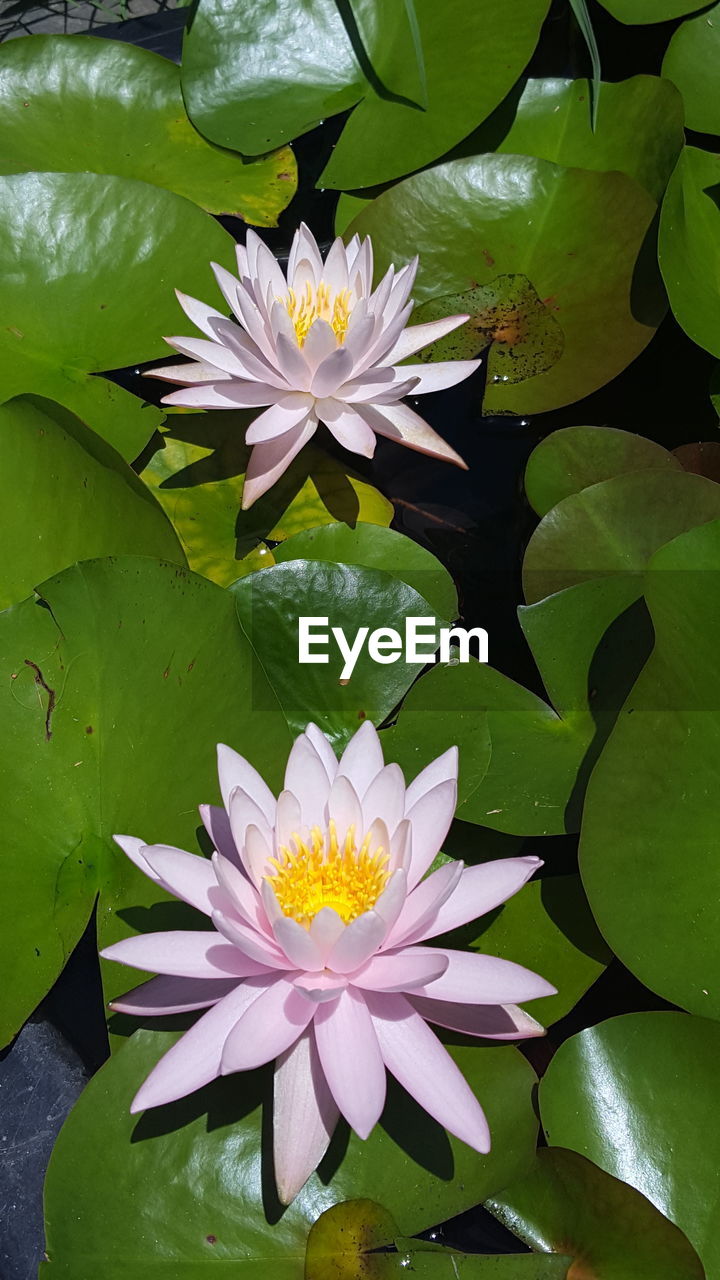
(103, 722, 554, 1203)
(146, 225, 480, 508)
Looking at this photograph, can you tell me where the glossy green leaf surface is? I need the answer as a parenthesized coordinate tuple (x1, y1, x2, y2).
(475, 75, 684, 202)
(181, 0, 549, 188)
(232, 559, 448, 748)
(272, 522, 458, 621)
(141, 418, 392, 586)
(383, 572, 643, 835)
(580, 519, 720, 1018)
(0, 171, 236, 459)
(42, 1028, 538, 1278)
(524, 425, 681, 517)
(0, 395, 184, 609)
(0, 36, 297, 224)
(659, 146, 720, 359)
(540, 1012, 720, 1278)
(346, 156, 662, 416)
(487, 1147, 705, 1280)
(597, 0, 705, 21)
(522, 468, 720, 602)
(663, 2, 720, 135)
(0, 557, 290, 1047)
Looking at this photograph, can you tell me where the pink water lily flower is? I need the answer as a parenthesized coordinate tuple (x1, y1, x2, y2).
(146, 224, 480, 508)
(102, 722, 554, 1203)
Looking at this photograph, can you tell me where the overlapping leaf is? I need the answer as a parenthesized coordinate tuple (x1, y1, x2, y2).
(524, 424, 681, 517)
(345, 155, 663, 415)
(0, 172, 237, 459)
(597, 0, 705, 21)
(0, 35, 296, 224)
(659, 146, 720, 359)
(181, 0, 550, 188)
(663, 2, 720, 136)
(540, 1012, 720, 1279)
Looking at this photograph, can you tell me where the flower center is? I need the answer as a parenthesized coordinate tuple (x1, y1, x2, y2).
(284, 281, 352, 347)
(267, 820, 389, 927)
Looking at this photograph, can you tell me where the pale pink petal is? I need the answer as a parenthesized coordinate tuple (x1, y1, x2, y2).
(304, 723, 339, 782)
(350, 946, 448, 993)
(275, 332, 311, 390)
(350, 237, 373, 296)
(272, 915, 324, 970)
(221, 978, 315, 1072)
(360, 302, 414, 370)
(335, 373, 419, 405)
(322, 237, 350, 293)
(254, 238, 291, 308)
(175, 289, 228, 338)
(162, 383, 267, 410)
(406, 857, 543, 944)
(404, 747, 458, 811)
(387, 860, 464, 949)
(384, 314, 470, 364)
(362, 402, 468, 468)
(113, 835, 159, 883)
(366, 991, 490, 1152)
(315, 399, 377, 458)
(236, 243, 248, 277)
(327, 910, 386, 974)
(144, 360, 233, 386)
(245, 393, 316, 444)
(361, 763, 406, 835)
(288, 223, 323, 288)
(309, 907, 346, 962)
(327, 774, 363, 840)
(101, 930, 271, 979)
(372, 867, 408, 937)
(210, 261, 243, 317)
(303, 319, 338, 371)
(412, 948, 557, 1004)
(243, 823, 275, 887)
(410, 996, 546, 1040)
(388, 818, 411, 873)
(162, 334, 248, 378)
(110, 974, 237, 1016)
(337, 720, 384, 795)
(314, 987, 385, 1138)
(275, 789, 303, 847)
(233, 285, 286, 368)
(141, 845, 216, 915)
(211, 852, 269, 932)
(273, 1029, 339, 1204)
(130, 979, 271, 1112)
(404, 779, 457, 890)
(391, 360, 480, 394)
(228, 787, 273, 859)
(216, 744, 276, 820)
(311, 347, 355, 399)
(199, 804, 239, 866)
(211, 909, 289, 970)
(293, 971, 348, 1002)
(241, 414, 318, 510)
(212, 316, 289, 385)
(283, 733, 333, 827)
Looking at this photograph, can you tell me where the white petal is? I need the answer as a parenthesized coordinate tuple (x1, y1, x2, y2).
(273, 1030, 339, 1204)
(315, 399, 376, 458)
(284, 733, 333, 828)
(361, 763, 406, 835)
(337, 720, 384, 796)
(385, 315, 471, 364)
(405, 779, 457, 890)
(327, 774, 363, 841)
(362, 402, 468, 468)
(392, 360, 480, 395)
(311, 347, 355, 398)
(405, 748, 459, 811)
(162, 334, 248, 378)
(217, 744, 276, 819)
(303, 319, 339, 371)
(241, 414, 318, 510)
(304, 723, 339, 782)
(145, 360, 232, 386)
(244, 394, 315, 444)
(288, 223, 323, 288)
(175, 290, 228, 338)
(275, 789, 303, 847)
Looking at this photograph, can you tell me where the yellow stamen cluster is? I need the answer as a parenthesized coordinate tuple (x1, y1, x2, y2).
(284, 281, 352, 347)
(267, 821, 389, 928)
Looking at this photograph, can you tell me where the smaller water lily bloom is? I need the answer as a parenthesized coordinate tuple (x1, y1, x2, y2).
(103, 722, 554, 1204)
(146, 224, 480, 508)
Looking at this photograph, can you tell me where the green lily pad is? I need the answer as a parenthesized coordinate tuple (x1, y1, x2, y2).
(308, 1202, 572, 1279)
(345, 155, 663, 416)
(0, 556, 291, 1048)
(663, 2, 720, 136)
(272, 523, 458, 621)
(539, 1011, 720, 1279)
(522, 468, 720, 603)
(474, 75, 684, 203)
(524, 425, 681, 517)
(231, 559, 449, 749)
(42, 1028, 539, 1278)
(0, 35, 296, 224)
(383, 571, 645, 835)
(0, 395, 184, 609)
(181, 0, 549, 188)
(659, 146, 720, 359)
(0, 171, 236, 460)
(580, 519, 720, 1018)
(141, 417, 392, 587)
(487, 1147, 705, 1280)
(597, 0, 705, 21)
